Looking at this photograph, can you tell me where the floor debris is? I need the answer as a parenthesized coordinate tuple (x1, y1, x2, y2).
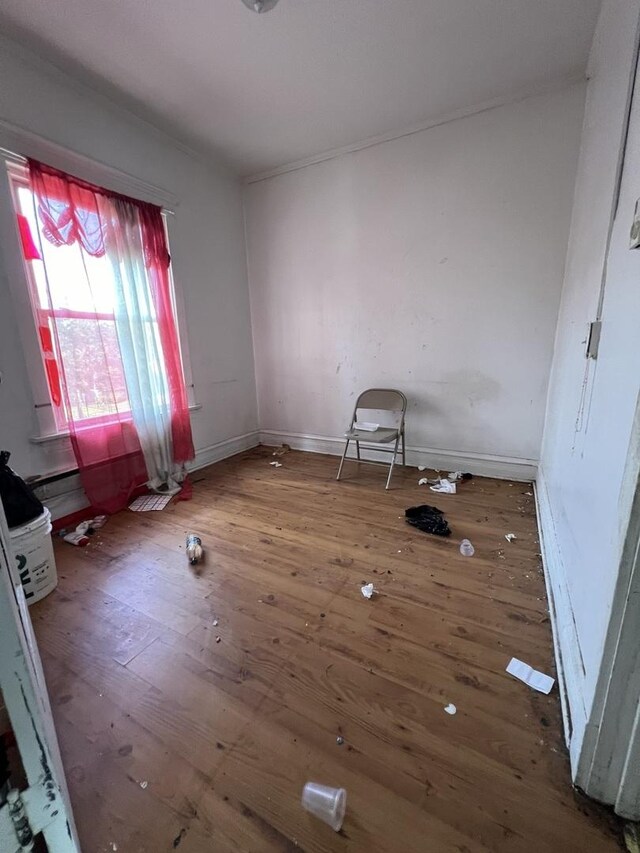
(212, 618, 219, 627)
(444, 703, 457, 715)
(418, 477, 429, 485)
(129, 494, 172, 511)
(186, 534, 203, 565)
(459, 539, 475, 557)
(506, 657, 555, 694)
(139, 780, 148, 789)
(448, 472, 473, 482)
(361, 583, 376, 599)
(336, 736, 344, 745)
(301, 782, 346, 832)
(417, 465, 427, 471)
(430, 478, 457, 494)
(173, 828, 188, 849)
(76, 515, 108, 535)
(405, 505, 451, 537)
(62, 531, 90, 547)
(270, 461, 283, 468)
(272, 443, 291, 457)
(505, 533, 517, 543)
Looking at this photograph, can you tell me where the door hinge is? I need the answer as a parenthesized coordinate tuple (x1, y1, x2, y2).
(586, 320, 602, 360)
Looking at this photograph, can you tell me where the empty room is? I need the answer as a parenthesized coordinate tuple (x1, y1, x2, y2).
(1, 0, 640, 850)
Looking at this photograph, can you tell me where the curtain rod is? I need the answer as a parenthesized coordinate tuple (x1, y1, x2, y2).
(0, 145, 175, 215)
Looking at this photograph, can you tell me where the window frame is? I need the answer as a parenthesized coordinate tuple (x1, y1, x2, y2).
(2, 158, 198, 444)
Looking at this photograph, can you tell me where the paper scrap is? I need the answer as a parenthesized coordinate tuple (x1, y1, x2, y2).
(361, 583, 375, 599)
(354, 421, 379, 432)
(418, 477, 429, 485)
(448, 471, 462, 481)
(139, 780, 148, 789)
(430, 478, 457, 494)
(444, 703, 457, 715)
(506, 657, 555, 694)
(270, 461, 283, 468)
(129, 495, 172, 512)
(505, 533, 517, 543)
(417, 465, 427, 471)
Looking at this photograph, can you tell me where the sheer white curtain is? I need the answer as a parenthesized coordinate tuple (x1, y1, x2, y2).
(104, 197, 186, 495)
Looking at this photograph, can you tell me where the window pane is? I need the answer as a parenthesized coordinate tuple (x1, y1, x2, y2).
(54, 318, 130, 421)
(16, 184, 117, 315)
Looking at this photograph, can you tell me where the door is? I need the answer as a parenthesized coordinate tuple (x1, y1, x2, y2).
(0, 501, 80, 852)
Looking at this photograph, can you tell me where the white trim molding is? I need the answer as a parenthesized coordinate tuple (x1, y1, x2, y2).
(187, 430, 260, 473)
(535, 466, 588, 774)
(0, 118, 179, 210)
(259, 429, 537, 481)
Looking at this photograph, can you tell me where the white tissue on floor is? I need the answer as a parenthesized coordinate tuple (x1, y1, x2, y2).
(361, 583, 375, 599)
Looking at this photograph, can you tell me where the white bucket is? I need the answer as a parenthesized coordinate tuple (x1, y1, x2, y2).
(9, 508, 58, 605)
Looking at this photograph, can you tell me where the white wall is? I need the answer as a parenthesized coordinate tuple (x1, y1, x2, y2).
(245, 84, 585, 478)
(538, 0, 640, 768)
(0, 38, 258, 510)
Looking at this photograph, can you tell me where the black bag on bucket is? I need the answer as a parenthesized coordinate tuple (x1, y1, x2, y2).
(0, 451, 44, 529)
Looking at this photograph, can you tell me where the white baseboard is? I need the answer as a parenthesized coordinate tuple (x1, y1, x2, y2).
(535, 467, 588, 774)
(259, 429, 537, 481)
(188, 430, 260, 473)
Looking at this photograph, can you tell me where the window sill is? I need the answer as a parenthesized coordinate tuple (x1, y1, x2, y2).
(30, 402, 203, 445)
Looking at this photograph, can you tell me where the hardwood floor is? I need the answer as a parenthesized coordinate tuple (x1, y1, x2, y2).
(31, 448, 622, 852)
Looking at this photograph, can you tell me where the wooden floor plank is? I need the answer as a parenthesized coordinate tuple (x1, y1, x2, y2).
(30, 447, 622, 851)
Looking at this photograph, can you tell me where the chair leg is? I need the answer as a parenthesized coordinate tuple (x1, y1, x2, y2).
(401, 430, 406, 466)
(385, 436, 401, 490)
(336, 439, 350, 481)
(356, 440, 361, 461)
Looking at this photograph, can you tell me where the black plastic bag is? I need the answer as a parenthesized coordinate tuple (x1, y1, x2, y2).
(0, 451, 44, 529)
(405, 504, 451, 537)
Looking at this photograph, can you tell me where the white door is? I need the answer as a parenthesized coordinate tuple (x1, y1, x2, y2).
(0, 501, 80, 852)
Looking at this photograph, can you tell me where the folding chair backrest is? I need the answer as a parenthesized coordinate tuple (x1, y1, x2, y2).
(352, 388, 407, 429)
(356, 389, 406, 412)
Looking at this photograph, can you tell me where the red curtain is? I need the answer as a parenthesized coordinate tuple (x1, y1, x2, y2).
(28, 159, 194, 513)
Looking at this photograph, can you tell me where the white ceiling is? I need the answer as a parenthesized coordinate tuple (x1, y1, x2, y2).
(0, 0, 601, 176)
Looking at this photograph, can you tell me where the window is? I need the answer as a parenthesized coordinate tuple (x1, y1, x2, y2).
(7, 163, 192, 435)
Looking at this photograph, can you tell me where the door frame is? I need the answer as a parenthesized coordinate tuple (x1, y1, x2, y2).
(576, 394, 640, 817)
(0, 502, 80, 851)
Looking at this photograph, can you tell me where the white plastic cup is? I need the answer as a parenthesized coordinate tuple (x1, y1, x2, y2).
(459, 538, 475, 557)
(301, 782, 346, 831)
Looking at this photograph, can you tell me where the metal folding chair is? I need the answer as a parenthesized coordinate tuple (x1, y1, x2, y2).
(336, 388, 407, 490)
